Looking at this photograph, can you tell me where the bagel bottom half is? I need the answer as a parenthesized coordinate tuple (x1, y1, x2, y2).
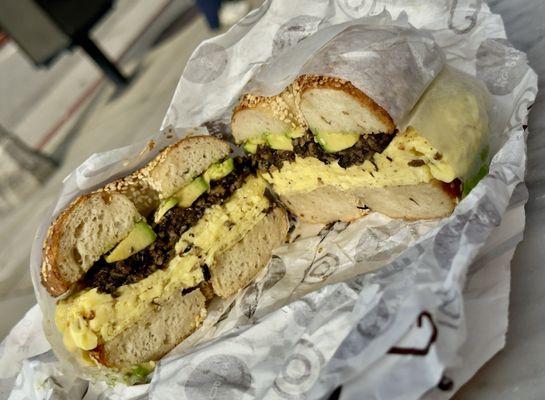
(279, 180, 456, 223)
(92, 206, 287, 369)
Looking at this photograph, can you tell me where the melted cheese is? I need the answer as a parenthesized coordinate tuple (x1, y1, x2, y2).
(264, 127, 455, 195)
(56, 176, 270, 352)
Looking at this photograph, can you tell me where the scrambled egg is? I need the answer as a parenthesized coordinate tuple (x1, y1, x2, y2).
(265, 67, 490, 197)
(174, 175, 269, 265)
(264, 127, 455, 195)
(56, 176, 270, 353)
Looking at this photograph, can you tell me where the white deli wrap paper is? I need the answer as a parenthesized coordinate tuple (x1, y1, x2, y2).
(1, 0, 538, 399)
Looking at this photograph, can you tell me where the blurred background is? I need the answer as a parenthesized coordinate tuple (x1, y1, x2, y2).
(0, 0, 261, 340)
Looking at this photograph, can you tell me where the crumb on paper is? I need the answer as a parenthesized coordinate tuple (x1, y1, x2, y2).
(144, 140, 156, 153)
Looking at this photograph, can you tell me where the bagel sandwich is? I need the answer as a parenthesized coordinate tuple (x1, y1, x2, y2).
(231, 66, 490, 223)
(41, 136, 288, 374)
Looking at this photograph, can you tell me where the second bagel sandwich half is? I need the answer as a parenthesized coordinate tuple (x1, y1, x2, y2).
(42, 135, 288, 371)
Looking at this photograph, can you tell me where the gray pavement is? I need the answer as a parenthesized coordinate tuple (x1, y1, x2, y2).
(0, 0, 191, 152)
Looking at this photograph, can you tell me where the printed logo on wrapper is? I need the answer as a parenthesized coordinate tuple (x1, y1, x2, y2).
(240, 256, 286, 319)
(434, 194, 501, 269)
(184, 43, 229, 84)
(202, 120, 232, 141)
(338, 0, 378, 18)
(317, 221, 348, 240)
(261, 256, 288, 290)
(368, 243, 426, 282)
(333, 297, 392, 360)
(273, 339, 325, 398)
(388, 311, 438, 356)
(448, 0, 481, 34)
(508, 86, 538, 130)
(354, 222, 417, 263)
(476, 38, 529, 95)
(464, 195, 501, 244)
(302, 253, 339, 284)
(272, 16, 323, 57)
(436, 288, 462, 329)
(291, 297, 318, 327)
(184, 354, 253, 400)
(433, 211, 471, 270)
(240, 283, 260, 320)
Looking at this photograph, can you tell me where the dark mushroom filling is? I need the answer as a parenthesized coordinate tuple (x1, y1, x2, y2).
(249, 131, 394, 172)
(81, 157, 253, 295)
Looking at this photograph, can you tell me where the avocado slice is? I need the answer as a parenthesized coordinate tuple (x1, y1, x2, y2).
(266, 133, 293, 151)
(243, 136, 266, 154)
(251, 136, 267, 145)
(105, 221, 156, 263)
(315, 132, 360, 153)
(286, 127, 306, 138)
(154, 197, 179, 223)
(243, 142, 258, 154)
(126, 362, 155, 385)
(175, 176, 209, 208)
(203, 158, 234, 183)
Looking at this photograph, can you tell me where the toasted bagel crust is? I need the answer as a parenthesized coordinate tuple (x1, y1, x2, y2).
(41, 192, 141, 296)
(91, 288, 207, 368)
(141, 135, 231, 199)
(279, 179, 456, 223)
(297, 75, 395, 134)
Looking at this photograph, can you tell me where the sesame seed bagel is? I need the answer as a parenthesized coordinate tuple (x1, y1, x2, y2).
(41, 191, 142, 297)
(42, 136, 231, 297)
(231, 75, 395, 145)
(42, 134, 289, 378)
(296, 74, 395, 136)
(141, 135, 231, 199)
(232, 85, 307, 143)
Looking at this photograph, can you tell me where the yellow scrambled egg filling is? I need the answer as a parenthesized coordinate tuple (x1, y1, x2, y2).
(55, 176, 269, 352)
(263, 127, 456, 195)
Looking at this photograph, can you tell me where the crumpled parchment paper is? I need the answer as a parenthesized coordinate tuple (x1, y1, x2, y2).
(0, 0, 537, 399)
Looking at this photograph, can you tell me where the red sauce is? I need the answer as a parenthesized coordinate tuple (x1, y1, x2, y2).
(89, 344, 109, 366)
(441, 179, 462, 199)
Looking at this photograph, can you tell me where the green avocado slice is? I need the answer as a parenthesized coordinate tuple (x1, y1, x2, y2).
(243, 142, 258, 154)
(153, 197, 179, 223)
(125, 362, 155, 385)
(203, 158, 235, 182)
(266, 133, 293, 151)
(286, 127, 306, 138)
(175, 176, 209, 208)
(315, 132, 360, 153)
(105, 221, 156, 263)
(243, 137, 266, 154)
